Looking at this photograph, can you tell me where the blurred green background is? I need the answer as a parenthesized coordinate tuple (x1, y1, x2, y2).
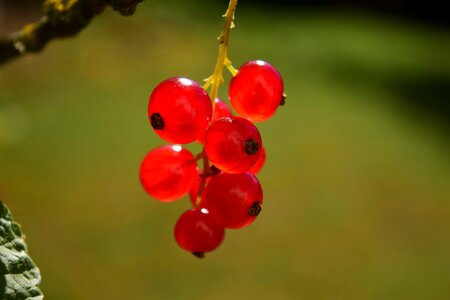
(1, 1, 450, 299)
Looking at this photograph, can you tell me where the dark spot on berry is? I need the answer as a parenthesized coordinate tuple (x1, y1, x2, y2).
(150, 113, 164, 130)
(244, 139, 259, 155)
(192, 252, 205, 259)
(210, 165, 221, 175)
(247, 201, 262, 216)
(280, 93, 287, 106)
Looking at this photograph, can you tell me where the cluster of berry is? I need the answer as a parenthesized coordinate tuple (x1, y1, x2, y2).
(140, 60, 284, 258)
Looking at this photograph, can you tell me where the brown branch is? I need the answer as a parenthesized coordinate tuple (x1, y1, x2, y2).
(0, 0, 144, 66)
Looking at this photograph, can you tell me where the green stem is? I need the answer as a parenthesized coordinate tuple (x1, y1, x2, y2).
(203, 0, 238, 105)
(195, 0, 238, 208)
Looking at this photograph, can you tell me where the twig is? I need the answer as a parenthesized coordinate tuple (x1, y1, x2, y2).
(0, 0, 144, 66)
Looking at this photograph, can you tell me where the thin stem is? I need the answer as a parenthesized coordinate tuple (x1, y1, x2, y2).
(195, 150, 210, 207)
(205, 0, 238, 105)
(195, 0, 238, 208)
(225, 58, 238, 76)
(201, 150, 212, 176)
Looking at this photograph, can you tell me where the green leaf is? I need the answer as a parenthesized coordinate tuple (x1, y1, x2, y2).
(0, 202, 43, 300)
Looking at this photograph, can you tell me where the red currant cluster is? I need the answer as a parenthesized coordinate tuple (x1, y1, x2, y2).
(140, 60, 284, 258)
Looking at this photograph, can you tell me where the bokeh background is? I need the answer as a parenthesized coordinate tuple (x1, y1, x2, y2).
(1, 0, 449, 299)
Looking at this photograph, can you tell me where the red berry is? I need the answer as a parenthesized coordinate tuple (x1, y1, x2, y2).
(229, 60, 284, 121)
(174, 208, 225, 258)
(195, 99, 232, 144)
(212, 98, 232, 122)
(148, 77, 212, 144)
(140, 145, 197, 202)
(204, 116, 262, 174)
(203, 172, 263, 229)
(248, 146, 266, 174)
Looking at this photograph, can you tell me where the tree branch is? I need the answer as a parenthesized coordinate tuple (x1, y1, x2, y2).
(0, 0, 144, 66)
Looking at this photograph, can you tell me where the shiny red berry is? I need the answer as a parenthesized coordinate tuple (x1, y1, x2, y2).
(148, 77, 212, 144)
(174, 208, 225, 258)
(229, 60, 284, 121)
(203, 172, 263, 229)
(139, 145, 197, 202)
(212, 98, 232, 122)
(248, 146, 266, 174)
(204, 116, 262, 174)
(195, 99, 232, 144)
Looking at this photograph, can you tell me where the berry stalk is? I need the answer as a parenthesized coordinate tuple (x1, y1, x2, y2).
(196, 0, 239, 207)
(203, 0, 238, 104)
(196, 150, 211, 207)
